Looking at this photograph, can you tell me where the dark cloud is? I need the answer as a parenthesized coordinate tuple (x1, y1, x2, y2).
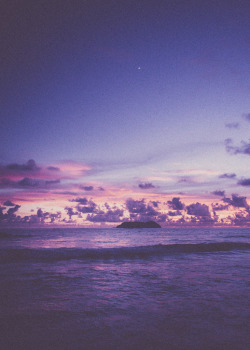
(71, 197, 88, 205)
(18, 177, 40, 187)
(20, 210, 61, 224)
(243, 113, 250, 122)
(0, 178, 16, 188)
(7, 205, 21, 215)
(225, 138, 250, 156)
(219, 173, 236, 179)
(36, 208, 60, 223)
(231, 213, 250, 226)
(168, 210, 182, 216)
(177, 177, 194, 184)
(157, 213, 167, 222)
(45, 179, 60, 185)
(0, 203, 62, 225)
(3, 200, 15, 206)
(185, 202, 216, 224)
(6, 159, 40, 172)
(188, 216, 215, 225)
(167, 197, 184, 210)
(126, 198, 160, 222)
(0, 204, 21, 224)
(126, 198, 147, 214)
(37, 208, 48, 218)
(70, 197, 88, 205)
(64, 207, 78, 219)
(138, 183, 155, 189)
(0, 206, 6, 215)
(186, 202, 211, 218)
(225, 122, 239, 129)
(222, 194, 249, 208)
(48, 212, 61, 223)
(80, 185, 94, 191)
(151, 201, 159, 208)
(36, 208, 51, 223)
(212, 203, 229, 211)
(0, 177, 61, 189)
(211, 190, 225, 197)
(55, 191, 78, 195)
(98, 187, 105, 191)
(47, 166, 60, 171)
(126, 198, 158, 216)
(0, 160, 40, 177)
(87, 208, 124, 223)
(237, 178, 250, 186)
(76, 199, 97, 213)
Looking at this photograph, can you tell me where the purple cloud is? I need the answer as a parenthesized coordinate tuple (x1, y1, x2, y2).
(47, 166, 60, 171)
(211, 190, 225, 197)
(65, 207, 78, 219)
(80, 185, 94, 191)
(237, 178, 250, 186)
(126, 198, 160, 222)
(167, 197, 185, 210)
(225, 122, 239, 129)
(151, 201, 159, 208)
(219, 173, 236, 179)
(37, 208, 49, 218)
(186, 202, 211, 218)
(87, 208, 124, 222)
(138, 183, 155, 189)
(0, 177, 61, 189)
(185, 202, 216, 225)
(168, 210, 182, 216)
(18, 177, 41, 187)
(5, 159, 40, 172)
(0, 178, 17, 188)
(212, 203, 229, 211)
(232, 213, 250, 226)
(0, 160, 64, 184)
(22, 210, 61, 224)
(76, 199, 97, 213)
(225, 138, 250, 156)
(45, 179, 60, 185)
(35, 208, 61, 223)
(71, 197, 88, 205)
(18, 177, 60, 188)
(0, 204, 21, 224)
(7, 205, 21, 215)
(222, 194, 249, 208)
(3, 200, 16, 206)
(157, 213, 167, 222)
(243, 113, 250, 122)
(126, 198, 158, 215)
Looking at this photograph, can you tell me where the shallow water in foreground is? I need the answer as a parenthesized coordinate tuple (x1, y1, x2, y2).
(0, 227, 250, 349)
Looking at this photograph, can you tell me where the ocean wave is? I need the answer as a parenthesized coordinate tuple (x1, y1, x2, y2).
(0, 232, 33, 239)
(1, 242, 250, 263)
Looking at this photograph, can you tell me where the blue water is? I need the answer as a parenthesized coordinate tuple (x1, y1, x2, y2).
(0, 227, 250, 349)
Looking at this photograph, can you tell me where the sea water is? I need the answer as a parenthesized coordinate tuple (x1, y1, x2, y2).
(0, 227, 249, 350)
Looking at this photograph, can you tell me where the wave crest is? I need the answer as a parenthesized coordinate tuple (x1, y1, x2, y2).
(1, 242, 250, 263)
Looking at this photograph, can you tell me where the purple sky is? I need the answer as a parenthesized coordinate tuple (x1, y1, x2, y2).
(1, 0, 250, 226)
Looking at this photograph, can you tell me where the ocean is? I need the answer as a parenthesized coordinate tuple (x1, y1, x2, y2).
(0, 227, 249, 350)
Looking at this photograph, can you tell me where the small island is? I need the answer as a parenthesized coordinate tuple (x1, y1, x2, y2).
(116, 221, 161, 228)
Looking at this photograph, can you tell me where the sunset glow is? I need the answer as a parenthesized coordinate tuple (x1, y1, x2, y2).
(1, 1, 250, 227)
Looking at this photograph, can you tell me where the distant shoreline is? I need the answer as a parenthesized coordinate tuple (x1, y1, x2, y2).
(116, 221, 161, 229)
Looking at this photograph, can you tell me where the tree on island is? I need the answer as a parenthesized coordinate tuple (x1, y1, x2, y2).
(116, 221, 161, 228)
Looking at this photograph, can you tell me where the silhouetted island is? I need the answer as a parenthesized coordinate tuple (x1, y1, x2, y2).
(116, 221, 161, 228)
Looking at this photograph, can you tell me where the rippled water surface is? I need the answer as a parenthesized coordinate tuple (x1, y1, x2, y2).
(0, 227, 250, 349)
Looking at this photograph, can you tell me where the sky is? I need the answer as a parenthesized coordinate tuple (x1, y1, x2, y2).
(1, 0, 250, 227)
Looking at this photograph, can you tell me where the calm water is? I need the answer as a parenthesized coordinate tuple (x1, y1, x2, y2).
(0, 227, 250, 350)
